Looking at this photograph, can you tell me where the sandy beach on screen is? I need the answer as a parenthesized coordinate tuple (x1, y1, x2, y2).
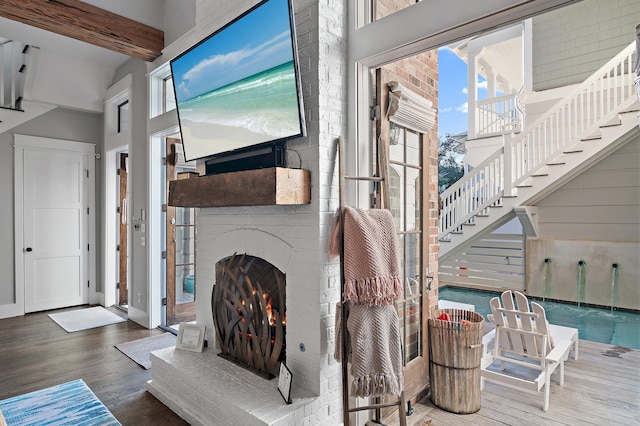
(181, 120, 275, 160)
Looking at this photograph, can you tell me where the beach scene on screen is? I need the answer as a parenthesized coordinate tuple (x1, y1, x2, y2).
(171, 0, 302, 161)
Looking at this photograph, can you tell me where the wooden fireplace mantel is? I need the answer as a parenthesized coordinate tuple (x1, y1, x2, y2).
(168, 167, 311, 207)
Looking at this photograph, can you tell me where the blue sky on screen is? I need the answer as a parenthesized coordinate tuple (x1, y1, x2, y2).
(171, 0, 293, 102)
(438, 47, 487, 139)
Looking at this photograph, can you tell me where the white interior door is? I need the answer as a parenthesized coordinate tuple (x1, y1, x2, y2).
(21, 143, 90, 312)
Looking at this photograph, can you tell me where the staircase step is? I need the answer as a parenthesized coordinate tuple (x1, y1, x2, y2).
(516, 177, 533, 188)
(547, 155, 566, 165)
(581, 132, 601, 141)
(531, 166, 549, 177)
(563, 142, 583, 153)
(600, 116, 622, 127)
(619, 104, 640, 114)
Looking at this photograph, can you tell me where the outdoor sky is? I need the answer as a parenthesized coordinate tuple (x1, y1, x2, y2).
(171, 0, 293, 103)
(438, 46, 487, 139)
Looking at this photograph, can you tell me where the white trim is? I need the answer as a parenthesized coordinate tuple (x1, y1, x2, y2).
(103, 76, 132, 309)
(14, 134, 96, 153)
(4, 134, 96, 319)
(3, 145, 26, 319)
(86, 151, 98, 305)
(148, 123, 180, 330)
(347, 1, 580, 196)
(351, 0, 578, 67)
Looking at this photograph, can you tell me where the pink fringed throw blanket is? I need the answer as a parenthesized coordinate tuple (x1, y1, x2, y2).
(329, 206, 402, 306)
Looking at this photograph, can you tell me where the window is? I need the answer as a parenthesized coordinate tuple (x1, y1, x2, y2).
(388, 126, 423, 363)
(163, 76, 176, 113)
(372, 0, 419, 23)
(117, 100, 130, 133)
(148, 63, 174, 118)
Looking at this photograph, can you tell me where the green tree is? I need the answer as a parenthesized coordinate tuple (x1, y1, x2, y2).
(438, 134, 464, 192)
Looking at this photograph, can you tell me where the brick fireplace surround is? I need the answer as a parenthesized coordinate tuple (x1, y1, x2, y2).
(148, 211, 337, 424)
(146, 0, 440, 424)
(145, 2, 347, 423)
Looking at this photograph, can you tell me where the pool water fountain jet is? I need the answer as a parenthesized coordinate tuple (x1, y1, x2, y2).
(577, 260, 587, 307)
(542, 258, 552, 301)
(611, 263, 620, 312)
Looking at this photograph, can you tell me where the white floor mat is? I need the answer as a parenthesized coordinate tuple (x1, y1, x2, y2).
(48, 306, 126, 332)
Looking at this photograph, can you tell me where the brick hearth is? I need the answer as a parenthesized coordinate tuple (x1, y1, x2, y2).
(147, 347, 319, 425)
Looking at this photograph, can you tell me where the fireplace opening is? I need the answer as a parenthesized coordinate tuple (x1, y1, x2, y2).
(212, 253, 286, 379)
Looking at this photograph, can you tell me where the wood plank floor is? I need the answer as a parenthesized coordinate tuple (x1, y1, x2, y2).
(0, 306, 187, 425)
(388, 339, 640, 426)
(2, 307, 638, 425)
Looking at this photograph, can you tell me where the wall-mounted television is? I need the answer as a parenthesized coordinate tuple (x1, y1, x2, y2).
(169, 0, 306, 169)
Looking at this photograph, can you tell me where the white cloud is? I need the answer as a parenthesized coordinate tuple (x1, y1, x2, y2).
(462, 81, 487, 95)
(181, 31, 290, 94)
(456, 102, 468, 113)
(440, 107, 452, 113)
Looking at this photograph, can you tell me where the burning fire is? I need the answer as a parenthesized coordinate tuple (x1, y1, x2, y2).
(236, 293, 286, 326)
(264, 293, 286, 326)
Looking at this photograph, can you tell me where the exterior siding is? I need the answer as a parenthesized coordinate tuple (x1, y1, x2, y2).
(526, 137, 640, 310)
(532, 0, 640, 91)
(536, 138, 640, 242)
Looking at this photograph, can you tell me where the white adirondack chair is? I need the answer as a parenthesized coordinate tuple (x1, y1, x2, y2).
(481, 290, 578, 411)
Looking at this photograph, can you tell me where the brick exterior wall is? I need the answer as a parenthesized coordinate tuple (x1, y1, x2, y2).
(380, 49, 441, 313)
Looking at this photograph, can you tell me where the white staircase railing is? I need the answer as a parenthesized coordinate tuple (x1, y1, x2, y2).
(0, 39, 27, 111)
(476, 93, 523, 137)
(440, 41, 638, 240)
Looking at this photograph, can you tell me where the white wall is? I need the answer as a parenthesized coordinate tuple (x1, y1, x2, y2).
(110, 59, 152, 326)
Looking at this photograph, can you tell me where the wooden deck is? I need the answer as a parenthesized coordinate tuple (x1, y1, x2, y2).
(389, 339, 640, 426)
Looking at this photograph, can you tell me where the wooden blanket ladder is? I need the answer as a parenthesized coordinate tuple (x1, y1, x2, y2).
(336, 136, 407, 426)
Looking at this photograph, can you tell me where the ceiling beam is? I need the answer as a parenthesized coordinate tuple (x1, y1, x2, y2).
(0, 0, 164, 62)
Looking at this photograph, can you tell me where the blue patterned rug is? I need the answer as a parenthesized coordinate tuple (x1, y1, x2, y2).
(0, 379, 121, 425)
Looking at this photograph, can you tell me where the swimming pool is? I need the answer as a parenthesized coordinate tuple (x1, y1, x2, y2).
(438, 286, 640, 350)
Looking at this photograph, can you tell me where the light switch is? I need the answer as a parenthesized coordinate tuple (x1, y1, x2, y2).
(141, 236, 146, 246)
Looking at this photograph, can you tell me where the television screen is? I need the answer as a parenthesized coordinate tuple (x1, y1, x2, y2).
(170, 0, 306, 163)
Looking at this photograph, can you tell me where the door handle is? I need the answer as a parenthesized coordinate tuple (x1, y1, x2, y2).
(25, 247, 33, 252)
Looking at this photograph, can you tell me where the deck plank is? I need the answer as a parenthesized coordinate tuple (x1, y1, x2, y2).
(388, 339, 640, 426)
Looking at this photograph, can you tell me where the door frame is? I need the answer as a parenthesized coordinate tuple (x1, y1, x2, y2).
(118, 152, 129, 306)
(9, 134, 96, 318)
(103, 145, 129, 308)
(164, 138, 197, 326)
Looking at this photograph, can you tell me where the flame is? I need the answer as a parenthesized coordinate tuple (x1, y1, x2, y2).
(263, 293, 286, 326)
(236, 293, 285, 327)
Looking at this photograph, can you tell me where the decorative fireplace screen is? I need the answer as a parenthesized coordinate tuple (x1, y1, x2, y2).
(212, 253, 286, 379)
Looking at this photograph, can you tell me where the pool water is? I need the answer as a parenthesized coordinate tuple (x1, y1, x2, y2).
(438, 287, 640, 350)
